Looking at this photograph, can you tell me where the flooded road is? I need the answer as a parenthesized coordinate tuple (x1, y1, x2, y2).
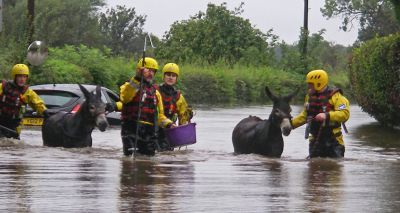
(1, 106, 400, 212)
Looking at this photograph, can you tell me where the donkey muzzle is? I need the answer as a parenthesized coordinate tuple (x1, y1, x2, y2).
(280, 118, 292, 136)
(96, 113, 109, 132)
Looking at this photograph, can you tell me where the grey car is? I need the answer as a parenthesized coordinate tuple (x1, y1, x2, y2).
(22, 84, 121, 126)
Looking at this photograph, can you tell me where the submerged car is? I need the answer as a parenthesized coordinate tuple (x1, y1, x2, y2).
(22, 84, 121, 126)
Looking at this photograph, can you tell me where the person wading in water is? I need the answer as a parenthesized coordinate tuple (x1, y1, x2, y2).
(291, 69, 350, 158)
(119, 57, 174, 156)
(0, 64, 49, 139)
(157, 63, 193, 150)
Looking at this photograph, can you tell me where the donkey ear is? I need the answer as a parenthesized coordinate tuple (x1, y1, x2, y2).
(95, 85, 101, 99)
(284, 87, 300, 102)
(78, 84, 91, 99)
(265, 86, 277, 101)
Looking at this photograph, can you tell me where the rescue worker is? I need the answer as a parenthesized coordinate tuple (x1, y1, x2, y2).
(159, 63, 192, 125)
(0, 64, 48, 139)
(119, 57, 174, 156)
(291, 70, 350, 158)
(157, 63, 193, 150)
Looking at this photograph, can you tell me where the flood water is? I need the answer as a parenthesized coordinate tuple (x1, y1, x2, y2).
(1, 105, 400, 212)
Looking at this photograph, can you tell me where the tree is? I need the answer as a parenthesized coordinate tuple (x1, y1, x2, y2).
(391, 0, 400, 22)
(99, 5, 147, 56)
(0, 0, 107, 69)
(0, 0, 32, 65)
(277, 30, 350, 74)
(156, 3, 278, 66)
(321, 0, 400, 41)
(34, 0, 105, 47)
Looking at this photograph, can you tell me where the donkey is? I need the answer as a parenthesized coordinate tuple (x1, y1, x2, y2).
(232, 86, 297, 157)
(42, 84, 109, 148)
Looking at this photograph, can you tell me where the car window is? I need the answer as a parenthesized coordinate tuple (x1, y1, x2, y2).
(36, 91, 79, 108)
(101, 92, 107, 103)
(105, 90, 119, 105)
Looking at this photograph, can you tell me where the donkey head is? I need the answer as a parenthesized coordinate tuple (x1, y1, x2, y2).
(78, 84, 109, 132)
(265, 86, 297, 136)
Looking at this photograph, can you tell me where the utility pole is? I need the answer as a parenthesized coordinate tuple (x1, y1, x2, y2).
(301, 0, 309, 74)
(0, 0, 3, 32)
(27, 0, 35, 44)
(302, 0, 308, 56)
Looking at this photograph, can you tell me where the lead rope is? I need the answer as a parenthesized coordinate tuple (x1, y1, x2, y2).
(309, 106, 327, 158)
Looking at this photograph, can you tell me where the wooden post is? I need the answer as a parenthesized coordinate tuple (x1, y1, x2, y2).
(0, 0, 3, 32)
(27, 0, 35, 44)
(301, 0, 309, 74)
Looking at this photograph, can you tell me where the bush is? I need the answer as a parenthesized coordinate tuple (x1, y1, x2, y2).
(30, 59, 92, 84)
(29, 45, 133, 92)
(174, 64, 303, 105)
(350, 33, 400, 126)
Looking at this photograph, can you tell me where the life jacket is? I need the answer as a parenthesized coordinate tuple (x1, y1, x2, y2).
(306, 87, 342, 136)
(158, 84, 181, 121)
(121, 82, 158, 124)
(0, 80, 28, 120)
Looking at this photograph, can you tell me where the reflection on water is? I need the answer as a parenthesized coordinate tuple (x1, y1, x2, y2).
(304, 159, 343, 212)
(0, 106, 399, 212)
(0, 162, 31, 212)
(119, 158, 195, 212)
(353, 123, 400, 148)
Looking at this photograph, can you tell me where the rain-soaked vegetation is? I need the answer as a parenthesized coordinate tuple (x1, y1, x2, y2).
(0, 1, 351, 105)
(0, 0, 400, 120)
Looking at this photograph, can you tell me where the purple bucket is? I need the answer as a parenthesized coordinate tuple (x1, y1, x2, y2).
(164, 123, 197, 147)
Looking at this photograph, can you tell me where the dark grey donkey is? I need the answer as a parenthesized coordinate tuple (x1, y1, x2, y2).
(232, 86, 297, 157)
(42, 84, 109, 148)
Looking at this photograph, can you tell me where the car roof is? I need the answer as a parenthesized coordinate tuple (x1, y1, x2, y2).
(30, 84, 107, 95)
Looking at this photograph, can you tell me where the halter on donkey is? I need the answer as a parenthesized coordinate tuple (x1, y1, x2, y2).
(42, 84, 109, 148)
(232, 86, 297, 157)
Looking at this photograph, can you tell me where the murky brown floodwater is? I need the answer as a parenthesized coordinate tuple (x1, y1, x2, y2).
(1, 105, 400, 212)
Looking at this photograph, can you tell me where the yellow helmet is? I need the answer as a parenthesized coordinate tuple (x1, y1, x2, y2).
(11, 64, 30, 79)
(162, 63, 180, 77)
(306, 69, 328, 91)
(136, 57, 159, 71)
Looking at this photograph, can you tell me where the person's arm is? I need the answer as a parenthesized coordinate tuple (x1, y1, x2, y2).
(155, 90, 173, 128)
(119, 78, 140, 104)
(291, 95, 309, 128)
(328, 93, 350, 123)
(23, 89, 47, 114)
(176, 94, 190, 125)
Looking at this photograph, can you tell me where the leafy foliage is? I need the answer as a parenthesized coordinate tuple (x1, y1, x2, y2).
(391, 0, 400, 22)
(0, 1, 352, 105)
(276, 30, 350, 75)
(177, 64, 304, 105)
(99, 5, 147, 56)
(0, 0, 147, 57)
(29, 45, 133, 91)
(321, 0, 400, 41)
(156, 3, 278, 66)
(34, 0, 105, 47)
(350, 33, 400, 126)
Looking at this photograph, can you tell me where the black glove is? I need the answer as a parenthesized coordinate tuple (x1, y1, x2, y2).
(43, 110, 51, 119)
(105, 102, 116, 112)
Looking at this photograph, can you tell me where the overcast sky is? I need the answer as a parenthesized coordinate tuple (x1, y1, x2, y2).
(105, 0, 358, 46)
